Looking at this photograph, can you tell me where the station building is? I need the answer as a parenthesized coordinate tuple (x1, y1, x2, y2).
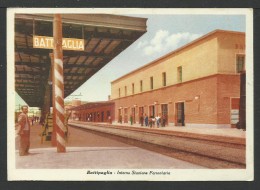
(69, 101, 115, 123)
(110, 30, 245, 128)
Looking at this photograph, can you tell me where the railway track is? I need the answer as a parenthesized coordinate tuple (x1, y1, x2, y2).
(68, 121, 246, 169)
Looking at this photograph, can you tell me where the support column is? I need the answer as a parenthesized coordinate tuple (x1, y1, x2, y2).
(53, 14, 66, 153)
(40, 104, 46, 124)
(42, 78, 51, 119)
(50, 53, 57, 147)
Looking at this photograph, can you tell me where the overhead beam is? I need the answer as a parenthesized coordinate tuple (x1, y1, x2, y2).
(15, 70, 49, 75)
(15, 86, 39, 89)
(15, 61, 49, 67)
(15, 47, 113, 58)
(15, 61, 98, 69)
(15, 24, 141, 42)
(84, 30, 139, 42)
(16, 81, 41, 85)
(66, 72, 94, 77)
(15, 14, 147, 33)
(15, 77, 45, 81)
(64, 64, 98, 69)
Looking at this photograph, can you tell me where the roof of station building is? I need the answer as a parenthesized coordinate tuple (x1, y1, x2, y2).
(15, 14, 147, 107)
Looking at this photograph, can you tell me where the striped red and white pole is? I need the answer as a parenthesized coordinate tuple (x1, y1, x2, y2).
(53, 14, 66, 152)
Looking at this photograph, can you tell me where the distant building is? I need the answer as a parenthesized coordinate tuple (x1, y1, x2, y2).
(69, 101, 115, 122)
(65, 99, 88, 120)
(110, 30, 245, 128)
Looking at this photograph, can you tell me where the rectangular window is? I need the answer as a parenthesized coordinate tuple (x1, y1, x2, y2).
(177, 66, 182, 83)
(118, 88, 121, 98)
(140, 80, 143, 92)
(125, 86, 127, 96)
(236, 54, 245, 73)
(162, 72, 166, 86)
(132, 83, 135, 94)
(150, 77, 153, 90)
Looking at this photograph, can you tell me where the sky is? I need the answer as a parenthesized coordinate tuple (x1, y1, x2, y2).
(15, 14, 246, 107)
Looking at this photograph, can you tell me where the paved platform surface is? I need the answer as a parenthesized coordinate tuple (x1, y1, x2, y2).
(69, 121, 246, 168)
(70, 121, 246, 146)
(108, 122, 246, 138)
(16, 147, 206, 169)
(15, 124, 206, 169)
(15, 121, 246, 169)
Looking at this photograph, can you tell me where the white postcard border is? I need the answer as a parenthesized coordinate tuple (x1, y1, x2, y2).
(7, 8, 254, 181)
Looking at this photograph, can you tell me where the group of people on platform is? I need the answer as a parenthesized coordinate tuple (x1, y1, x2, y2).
(119, 114, 167, 128)
(30, 115, 40, 125)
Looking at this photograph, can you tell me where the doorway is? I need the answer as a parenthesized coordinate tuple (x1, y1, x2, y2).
(93, 112, 96, 122)
(118, 109, 122, 123)
(131, 107, 136, 123)
(101, 111, 104, 122)
(139, 106, 144, 123)
(124, 108, 128, 123)
(161, 104, 168, 126)
(176, 102, 185, 126)
(149, 105, 155, 118)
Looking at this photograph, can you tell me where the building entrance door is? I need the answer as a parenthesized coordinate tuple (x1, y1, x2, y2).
(131, 107, 136, 123)
(94, 112, 96, 122)
(139, 107, 144, 123)
(176, 102, 185, 126)
(118, 109, 122, 123)
(124, 108, 128, 123)
(161, 104, 168, 126)
(149, 105, 155, 118)
(101, 111, 104, 122)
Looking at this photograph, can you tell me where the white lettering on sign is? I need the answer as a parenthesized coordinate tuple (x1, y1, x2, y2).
(33, 36, 84, 51)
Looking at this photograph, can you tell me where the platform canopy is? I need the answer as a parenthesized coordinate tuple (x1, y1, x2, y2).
(15, 14, 147, 107)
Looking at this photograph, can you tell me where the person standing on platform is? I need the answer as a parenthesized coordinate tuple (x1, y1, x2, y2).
(149, 116, 154, 128)
(108, 115, 112, 124)
(39, 115, 44, 125)
(16, 105, 31, 156)
(162, 114, 166, 127)
(119, 115, 122, 124)
(144, 114, 148, 127)
(31, 115, 34, 126)
(140, 113, 144, 126)
(155, 114, 161, 128)
(130, 115, 133, 125)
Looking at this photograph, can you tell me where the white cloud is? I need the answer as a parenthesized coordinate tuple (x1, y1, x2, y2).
(136, 40, 148, 48)
(150, 30, 169, 45)
(139, 30, 202, 56)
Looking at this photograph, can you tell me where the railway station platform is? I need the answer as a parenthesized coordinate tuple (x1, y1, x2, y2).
(69, 120, 246, 145)
(15, 122, 206, 169)
(106, 121, 246, 138)
(15, 121, 246, 169)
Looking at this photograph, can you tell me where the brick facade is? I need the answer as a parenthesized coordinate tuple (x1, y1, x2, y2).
(113, 74, 240, 127)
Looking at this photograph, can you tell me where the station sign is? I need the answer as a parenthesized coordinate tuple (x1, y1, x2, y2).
(33, 35, 84, 51)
